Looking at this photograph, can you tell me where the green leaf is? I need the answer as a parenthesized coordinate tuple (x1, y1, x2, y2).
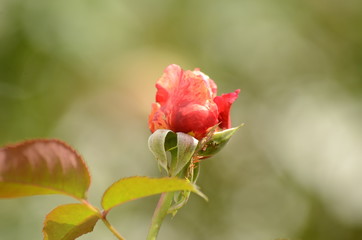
(101, 176, 207, 211)
(198, 125, 242, 157)
(43, 203, 100, 240)
(148, 130, 175, 172)
(170, 132, 198, 176)
(0, 139, 91, 199)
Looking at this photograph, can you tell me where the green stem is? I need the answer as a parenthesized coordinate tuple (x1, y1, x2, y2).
(147, 192, 174, 240)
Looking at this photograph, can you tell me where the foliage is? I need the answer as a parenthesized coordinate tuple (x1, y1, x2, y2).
(0, 139, 207, 240)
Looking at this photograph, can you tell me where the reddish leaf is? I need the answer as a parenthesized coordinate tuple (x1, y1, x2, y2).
(43, 203, 100, 240)
(0, 139, 91, 199)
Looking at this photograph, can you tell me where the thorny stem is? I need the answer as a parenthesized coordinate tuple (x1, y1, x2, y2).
(146, 192, 175, 240)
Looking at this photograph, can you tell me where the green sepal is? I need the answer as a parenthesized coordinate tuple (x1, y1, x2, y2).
(169, 161, 201, 216)
(169, 132, 198, 177)
(168, 189, 192, 217)
(148, 130, 199, 177)
(148, 130, 176, 172)
(198, 125, 242, 157)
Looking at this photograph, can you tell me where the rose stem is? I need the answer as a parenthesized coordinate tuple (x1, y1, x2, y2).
(146, 192, 174, 240)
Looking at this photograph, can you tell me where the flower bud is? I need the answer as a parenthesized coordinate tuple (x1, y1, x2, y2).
(197, 126, 242, 158)
(149, 64, 240, 140)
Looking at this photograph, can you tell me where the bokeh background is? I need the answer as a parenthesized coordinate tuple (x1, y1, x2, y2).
(1, 0, 362, 239)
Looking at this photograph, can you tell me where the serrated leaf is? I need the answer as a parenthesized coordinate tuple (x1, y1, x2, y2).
(0, 139, 91, 199)
(43, 203, 100, 240)
(148, 130, 174, 172)
(170, 133, 198, 176)
(101, 176, 207, 211)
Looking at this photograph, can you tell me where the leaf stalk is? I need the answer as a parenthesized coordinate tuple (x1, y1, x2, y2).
(101, 215, 126, 240)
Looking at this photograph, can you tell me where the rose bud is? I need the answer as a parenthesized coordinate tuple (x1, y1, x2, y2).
(149, 64, 239, 140)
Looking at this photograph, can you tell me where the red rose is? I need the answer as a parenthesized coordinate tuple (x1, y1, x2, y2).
(149, 64, 239, 140)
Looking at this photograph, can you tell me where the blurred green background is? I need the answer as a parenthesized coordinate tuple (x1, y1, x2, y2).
(1, 0, 362, 239)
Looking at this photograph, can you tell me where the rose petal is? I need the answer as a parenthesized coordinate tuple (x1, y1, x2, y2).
(214, 89, 240, 129)
(192, 69, 217, 98)
(166, 69, 219, 138)
(155, 64, 182, 104)
(173, 70, 214, 105)
(148, 103, 168, 132)
(171, 103, 218, 136)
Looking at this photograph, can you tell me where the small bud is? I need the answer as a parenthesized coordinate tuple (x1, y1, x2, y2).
(197, 125, 242, 158)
